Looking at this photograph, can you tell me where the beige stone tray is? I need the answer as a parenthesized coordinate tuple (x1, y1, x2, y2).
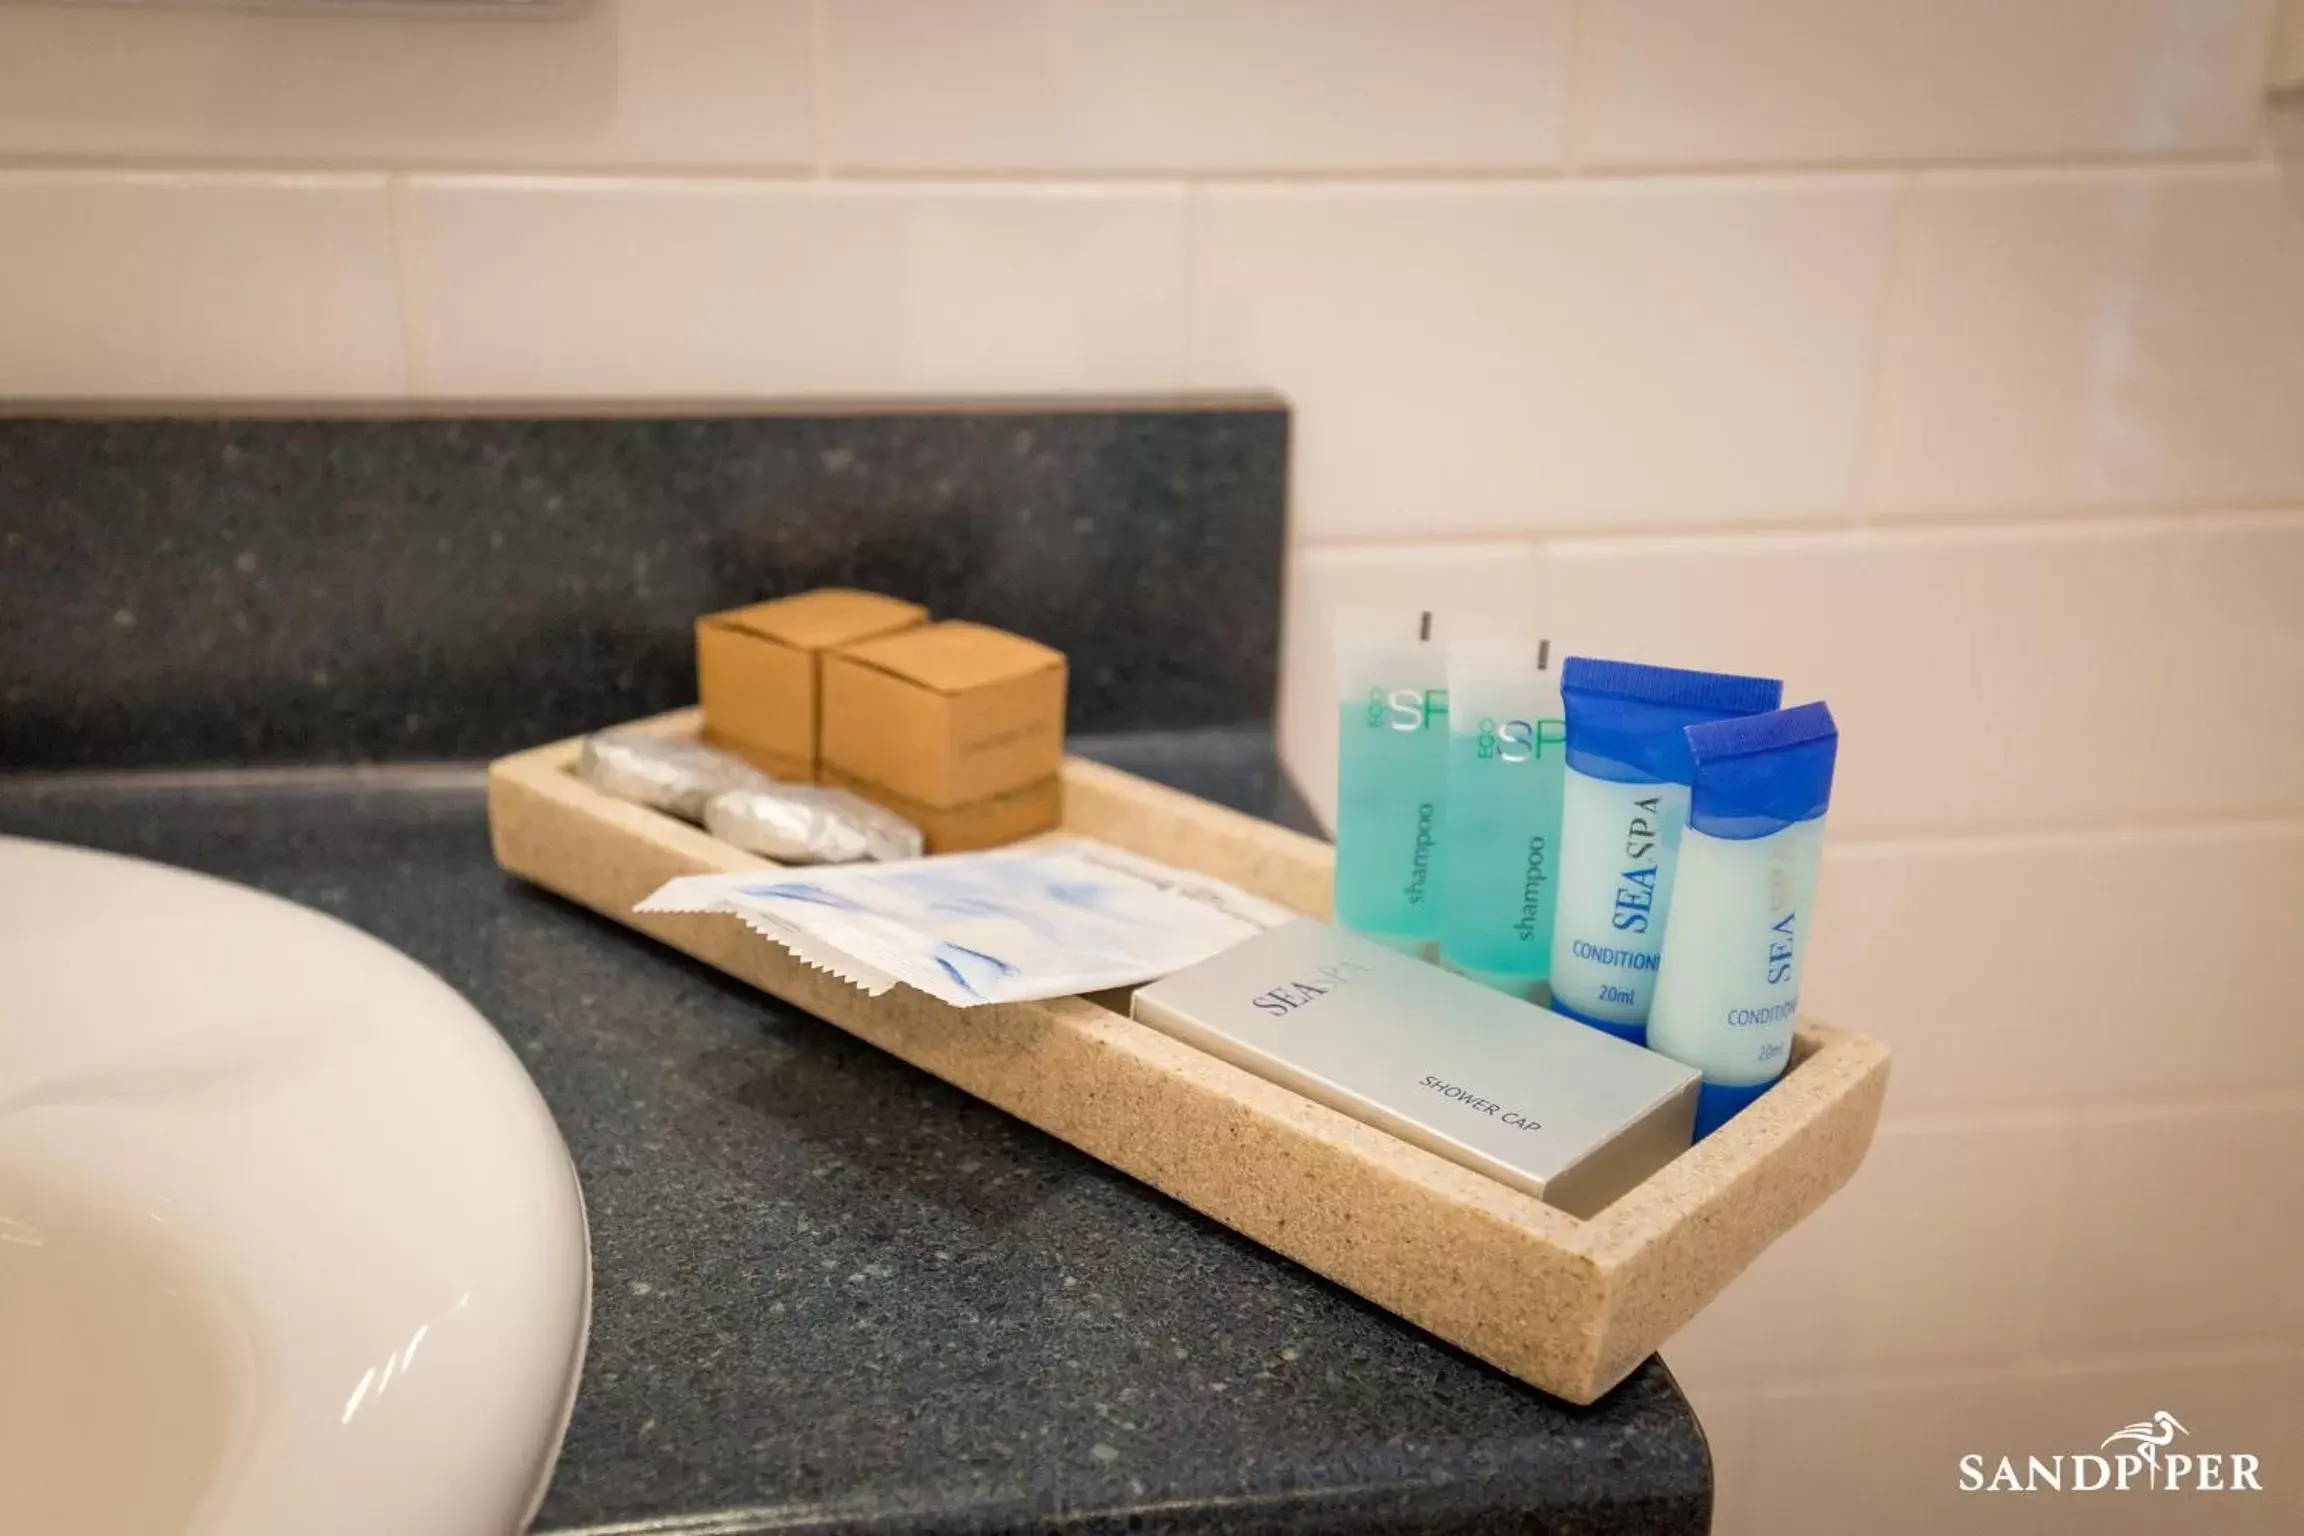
(489, 707, 1890, 1404)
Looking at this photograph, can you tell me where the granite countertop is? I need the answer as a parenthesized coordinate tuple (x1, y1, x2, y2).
(0, 733, 1710, 1536)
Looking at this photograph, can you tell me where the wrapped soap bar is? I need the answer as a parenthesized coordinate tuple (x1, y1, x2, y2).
(703, 784, 924, 865)
(576, 731, 777, 822)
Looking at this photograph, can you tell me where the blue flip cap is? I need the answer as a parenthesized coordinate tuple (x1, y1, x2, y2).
(1686, 701, 1839, 840)
(1560, 658, 1783, 785)
(1695, 1079, 1774, 1139)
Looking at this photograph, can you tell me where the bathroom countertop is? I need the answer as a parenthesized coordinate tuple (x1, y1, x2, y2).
(0, 733, 1711, 1536)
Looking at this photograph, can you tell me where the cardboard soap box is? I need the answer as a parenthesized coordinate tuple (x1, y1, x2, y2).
(820, 763, 1062, 853)
(695, 589, 928, 778)
(821, 621, 1067, 809)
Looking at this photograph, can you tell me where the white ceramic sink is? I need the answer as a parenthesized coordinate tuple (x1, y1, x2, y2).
(0, 836, 590, 1535)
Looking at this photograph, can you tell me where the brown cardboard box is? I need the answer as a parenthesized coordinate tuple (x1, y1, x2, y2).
(820, 763, 1062, 854)
(820, 621, 1067, 809)
(695, 589, 928, 778)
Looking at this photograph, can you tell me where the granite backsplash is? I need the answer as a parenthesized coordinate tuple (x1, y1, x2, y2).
(0, 404, 1287, 770)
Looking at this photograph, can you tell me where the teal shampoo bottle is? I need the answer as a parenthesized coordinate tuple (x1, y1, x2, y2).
(1333, 610, 1449, 956)
(1439, 635, 1565, 999)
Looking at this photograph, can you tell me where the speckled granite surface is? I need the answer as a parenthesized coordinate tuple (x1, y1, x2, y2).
(0, 409, 1286, 769)
(0, 744, 1710, 1536)
(1, 406, 1706, 1531)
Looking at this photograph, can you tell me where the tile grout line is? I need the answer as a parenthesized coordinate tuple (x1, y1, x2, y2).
(0, 153, 2280, 187)
(1301, 500, 2304, 550)
(618, 148, 2284, 185)
(1877, 1086, 2304, 1138)
(1738, 1337, 2304, 1403)
(1826, 808, 2304, 856)
(1846, 173, 1917, 527)
(0, 155, 817, 182)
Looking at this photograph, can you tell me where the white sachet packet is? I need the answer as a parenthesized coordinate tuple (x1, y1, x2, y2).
(636, 836, 1291, 1008)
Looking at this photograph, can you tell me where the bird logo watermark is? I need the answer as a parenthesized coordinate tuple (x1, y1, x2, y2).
(1958, 1409, 2264, 1495)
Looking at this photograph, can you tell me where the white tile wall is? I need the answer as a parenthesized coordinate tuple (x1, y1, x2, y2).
(1193, 179, 1899, 539)
(0, 1, 814, 172)
(2280, 93, 2304, 203)
(3, 6, 2300, 1533)
(2281, 1, 2304, 88)
(2014, 1350, 2304, 1534)
(1727, 1348, 2304, 1536)
(1690, 1388, 1759, 1534)
(398, 180, 1191, 396)
(822, 0, 1572, 173)
(1806, 824, 2304, 1112)
(1867, 168, 2304, 515)
(2038, 1103, 2304, 1353)
(1578, 0, 2276, 168)
(0, 172, 403, 398)
(1537, 516, 2304, 835)
(1672, 1107, 2304, 1386)
(1667, 1121, 2067, 1385)
(1741, 1368, 2069, 1536)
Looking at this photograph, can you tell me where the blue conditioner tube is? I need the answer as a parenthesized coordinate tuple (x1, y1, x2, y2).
(1545, 658, 1782, 1044)
(1647, 702, 1839, 1138)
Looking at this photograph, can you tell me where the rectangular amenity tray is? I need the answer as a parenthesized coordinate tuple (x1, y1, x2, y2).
(488, 708, 1889, 1404)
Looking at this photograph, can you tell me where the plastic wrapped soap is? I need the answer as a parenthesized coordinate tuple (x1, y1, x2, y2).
(703, 784, 924, 865)
(576, 731, 777, 822)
